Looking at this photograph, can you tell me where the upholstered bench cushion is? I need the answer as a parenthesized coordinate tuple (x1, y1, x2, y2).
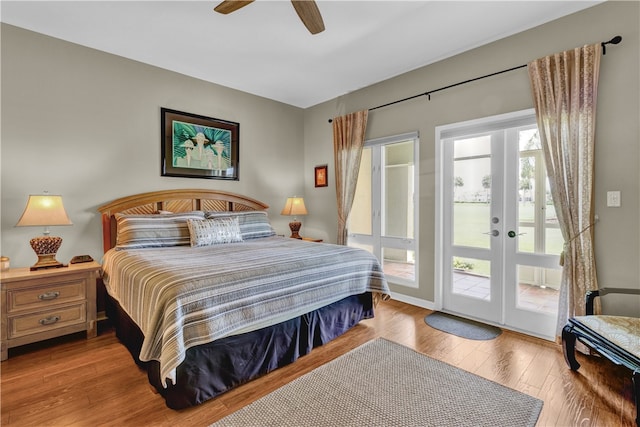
(572, 315, 640, 358)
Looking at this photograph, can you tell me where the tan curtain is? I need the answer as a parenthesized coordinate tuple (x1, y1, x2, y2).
(332, 110, 368, 245)
(528, 43, 601, 341)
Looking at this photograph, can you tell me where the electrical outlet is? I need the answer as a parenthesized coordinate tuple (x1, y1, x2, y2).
(607, 191, 621, 207)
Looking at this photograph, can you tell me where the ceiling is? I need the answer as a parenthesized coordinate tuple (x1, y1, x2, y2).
(1, 1, 601, 108)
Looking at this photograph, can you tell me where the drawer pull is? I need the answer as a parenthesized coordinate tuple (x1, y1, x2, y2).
(38, 291, 60, 301)
(39, 316, 61, 326)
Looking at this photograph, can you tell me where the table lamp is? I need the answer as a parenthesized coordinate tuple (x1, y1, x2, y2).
(281, 197, 308, 239)
(16, 193, 73, 270)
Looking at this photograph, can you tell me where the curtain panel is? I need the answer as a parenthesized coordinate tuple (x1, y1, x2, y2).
(332, 110, 368, 245)
(528, 43, 601, 341)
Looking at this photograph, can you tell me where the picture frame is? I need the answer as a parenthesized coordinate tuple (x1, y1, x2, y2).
(161, 107, 239, 180)
(314, 165, 328, 188)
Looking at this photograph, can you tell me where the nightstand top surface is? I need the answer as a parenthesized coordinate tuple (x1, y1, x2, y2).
(0, 261, 101, 282)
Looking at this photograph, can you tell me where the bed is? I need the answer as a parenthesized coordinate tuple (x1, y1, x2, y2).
(98, 189, 390, 409)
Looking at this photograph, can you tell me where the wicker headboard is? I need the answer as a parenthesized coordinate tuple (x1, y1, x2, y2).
(97, 189, 269, 252)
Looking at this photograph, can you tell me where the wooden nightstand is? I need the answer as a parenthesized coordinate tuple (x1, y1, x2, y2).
(301, 237, 323, 242)
(0, 261, 101, 361)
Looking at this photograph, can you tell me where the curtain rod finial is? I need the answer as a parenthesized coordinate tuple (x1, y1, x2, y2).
(609, 35, 622, 45)
(602, 35, 622, 55)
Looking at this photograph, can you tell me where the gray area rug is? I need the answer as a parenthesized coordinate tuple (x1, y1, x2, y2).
(210, 338, 542, 427)
(425, 311, 502, 340)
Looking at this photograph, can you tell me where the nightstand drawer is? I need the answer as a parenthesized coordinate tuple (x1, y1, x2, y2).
(7, 280, 86, 313)
(8, 303, 87, 339)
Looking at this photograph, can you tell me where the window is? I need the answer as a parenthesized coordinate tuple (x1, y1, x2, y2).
(348, 132, 419, 287)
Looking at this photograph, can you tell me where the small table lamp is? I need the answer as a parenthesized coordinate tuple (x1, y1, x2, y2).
(16, 193, 73, 271)
(281, 197, 308, 239)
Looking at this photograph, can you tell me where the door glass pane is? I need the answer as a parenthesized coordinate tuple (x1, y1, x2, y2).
(517, 129, 557, 255)
(545, 179, 563, 255)
(453, 136, 491, 248)
(516, 265, 560, 315)
(517, 226, 534, 252)
(349, 147, 372, 235)
(383, 248, 415, 281)
(517, 127, 539, 254)
(517, 153, 535, 253)
(452, 256, 490, 300)
(545, 228, 563, 255)
(383, 141, 414, 239)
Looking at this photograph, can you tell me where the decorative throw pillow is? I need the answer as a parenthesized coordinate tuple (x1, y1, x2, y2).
(115, 211, 205, 249)
(205, 211, 276, 240)
(187, 217, 243, 247)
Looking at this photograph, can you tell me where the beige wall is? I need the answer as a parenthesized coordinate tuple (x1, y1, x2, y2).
(2, 1, 638, 315)
(1, 24, 305, 267)
(303, 1, 640, 314)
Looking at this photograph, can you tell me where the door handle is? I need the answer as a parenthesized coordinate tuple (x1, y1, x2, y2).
(483, 230, 499, 237)
(507, 231, 526, 238)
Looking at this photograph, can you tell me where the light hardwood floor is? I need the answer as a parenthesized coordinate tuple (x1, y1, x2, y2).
(1, 299, 635, 426)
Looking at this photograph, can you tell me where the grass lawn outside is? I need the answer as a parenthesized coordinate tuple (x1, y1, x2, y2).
(453, 202, 563, 280)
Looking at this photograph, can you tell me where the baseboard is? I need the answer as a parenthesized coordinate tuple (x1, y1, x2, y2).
(389, 292, 436, 310)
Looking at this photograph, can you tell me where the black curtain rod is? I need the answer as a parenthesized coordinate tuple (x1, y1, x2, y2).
(328, 35, 622, 123)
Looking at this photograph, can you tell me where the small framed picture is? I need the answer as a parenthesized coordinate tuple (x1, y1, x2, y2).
(315, 165, 328, 188)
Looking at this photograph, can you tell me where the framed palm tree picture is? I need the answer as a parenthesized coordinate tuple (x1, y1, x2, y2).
(161, 108, 239, 180)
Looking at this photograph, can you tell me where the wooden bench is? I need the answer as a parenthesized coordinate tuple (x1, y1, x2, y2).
(562, 288, 640, 426)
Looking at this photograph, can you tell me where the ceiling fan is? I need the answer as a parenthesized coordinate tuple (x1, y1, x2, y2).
(214, 0, 325, 34)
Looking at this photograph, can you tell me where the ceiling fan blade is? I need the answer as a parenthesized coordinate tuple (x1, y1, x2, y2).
(291, 0, 325, 34)
(214, 0, 255, 15)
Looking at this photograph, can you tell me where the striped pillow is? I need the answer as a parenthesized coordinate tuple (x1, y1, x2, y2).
(187, 217, 243, 247)
(205, 211, 276, 240)
(115, 211, 205, 249)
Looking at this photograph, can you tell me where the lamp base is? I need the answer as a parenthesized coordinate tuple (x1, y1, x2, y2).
(29, 236, 67, 271)
(288, 220, 303, 239)
(30, 254, 66, 271)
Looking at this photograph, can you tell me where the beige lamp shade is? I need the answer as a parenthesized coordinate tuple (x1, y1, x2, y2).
(16, 194, 73, 229)
(280, 197, 308, 218)
(281, 197, 308, 239)
(16, 194, 72, 271)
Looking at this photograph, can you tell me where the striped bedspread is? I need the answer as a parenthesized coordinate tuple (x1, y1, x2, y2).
(101, 236, 390, 387)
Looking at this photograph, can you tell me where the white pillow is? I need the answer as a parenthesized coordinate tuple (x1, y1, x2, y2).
(187, 217, 243, 247)
(205, 211, 276, 240)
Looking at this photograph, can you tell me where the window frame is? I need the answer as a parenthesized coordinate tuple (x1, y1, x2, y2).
(348, 131, 419, 288)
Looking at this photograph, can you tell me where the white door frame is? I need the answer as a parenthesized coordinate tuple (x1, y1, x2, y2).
(435, 109, 557, 340)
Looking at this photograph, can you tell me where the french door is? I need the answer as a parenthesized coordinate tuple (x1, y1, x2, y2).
(438, 110, 560, 339)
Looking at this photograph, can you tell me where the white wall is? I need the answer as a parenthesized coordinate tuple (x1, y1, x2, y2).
(303, 1, 640, 315)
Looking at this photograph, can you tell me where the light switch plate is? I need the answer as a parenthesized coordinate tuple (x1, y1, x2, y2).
(607, 191, 621, 207)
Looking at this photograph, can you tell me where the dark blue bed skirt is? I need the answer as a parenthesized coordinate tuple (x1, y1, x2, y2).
(107, 292, 374, 409)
